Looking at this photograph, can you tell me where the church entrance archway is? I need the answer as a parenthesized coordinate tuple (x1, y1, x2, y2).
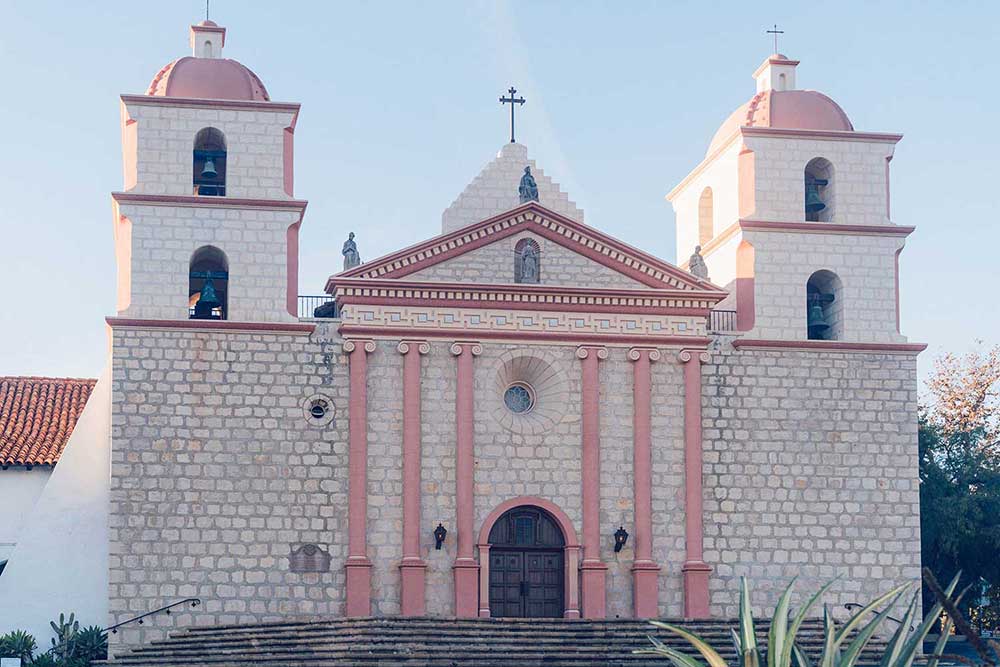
(476, 497, 581, 619)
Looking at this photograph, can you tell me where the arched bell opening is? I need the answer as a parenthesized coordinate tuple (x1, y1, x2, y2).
(476, 497, 580, 619)
(193, 127, 227, 196)
(806, 269, 843, 340)
(189, 246, 229, 320)
(804, 157, 834, 222)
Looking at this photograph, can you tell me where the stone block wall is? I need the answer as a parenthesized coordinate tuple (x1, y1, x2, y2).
(442, 142, 583, 234)
(407, 231, 650, 290)
(123, 100, 295, 200)
(108, 323, 348, 650)
(115, 202, 299, 322)
(742, 229, 904, 343)
(701, 344, 922, 616)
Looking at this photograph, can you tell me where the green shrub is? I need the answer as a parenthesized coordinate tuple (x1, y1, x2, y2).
(0, 629, 37, 661)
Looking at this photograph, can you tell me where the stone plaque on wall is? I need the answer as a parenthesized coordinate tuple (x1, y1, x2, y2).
(289, 544, 331, 573)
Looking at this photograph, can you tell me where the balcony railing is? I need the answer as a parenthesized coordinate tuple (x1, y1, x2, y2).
(299, 295, 338, 319)
(709, 309, 737, 333)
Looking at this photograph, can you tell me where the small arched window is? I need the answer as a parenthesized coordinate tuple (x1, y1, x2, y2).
(804, 157, 834, 222)
(189, 246, 229, 320)
(806, 269, 843, 340)
(698, 187, 714, 245)
(777, 73, 787, 91)
(193, 128, 227, 196)
(514, 238, 541, 284)
(201, 40, 213, 58)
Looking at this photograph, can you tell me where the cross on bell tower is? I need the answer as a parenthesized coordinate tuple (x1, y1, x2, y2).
(766, 24, 784, 53)
(499, 86, 526, 143)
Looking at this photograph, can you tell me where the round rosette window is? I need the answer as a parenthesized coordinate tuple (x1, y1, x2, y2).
(491, 351, 569, 434)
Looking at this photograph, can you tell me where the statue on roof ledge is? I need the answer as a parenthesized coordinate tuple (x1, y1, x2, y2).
(342, 232, 361, 270)
(688, 245, 709, 280)
(518, 166, 539, 204)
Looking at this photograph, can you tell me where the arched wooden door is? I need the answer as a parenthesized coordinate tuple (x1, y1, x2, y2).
(487, 506, 565, 618)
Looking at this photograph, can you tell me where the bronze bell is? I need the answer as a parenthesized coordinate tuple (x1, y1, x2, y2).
(807, 303, 830, 334)
(805, 176, 828, 214)
(193, 277, 222, 319)
(200, 157, 218, 179)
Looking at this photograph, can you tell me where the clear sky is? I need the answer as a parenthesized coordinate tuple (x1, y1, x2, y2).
(0, 1, 995, 384)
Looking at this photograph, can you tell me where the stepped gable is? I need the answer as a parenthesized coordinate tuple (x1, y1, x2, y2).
(442, 142, 583, 234)
(0, 376, 96, 467)
(99, 617, 889, 666)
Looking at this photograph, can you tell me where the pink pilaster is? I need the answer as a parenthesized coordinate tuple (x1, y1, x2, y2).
(679, 349, 712, 618)
(451, 341, 482, 617)
(398, 340, 430, 616)
(628, 347, 662, 618)
(344, 339, 376, 617)
(576, 345, 608, 619)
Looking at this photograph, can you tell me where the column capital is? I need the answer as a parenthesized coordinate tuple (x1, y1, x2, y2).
(450, 341, 483, 356)
(627, 347, 662, 363)
(397, 340, 430, 355)
(678, 349, 710, 364)
(343, 338, 377, 354)
(576, 345, 608, 360)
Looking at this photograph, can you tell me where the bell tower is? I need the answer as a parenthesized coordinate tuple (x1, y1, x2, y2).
(112, 18, 305, 323)
(668, 52, 912, 344)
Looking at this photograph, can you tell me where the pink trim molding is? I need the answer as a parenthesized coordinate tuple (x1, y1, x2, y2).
(629, 348, 661, 618)
(451, 341, 482, 617)
(732, 339, 927, 353)
(577, 345, 608, 618)
(334, 202, 720, 293)
(105, 317, 314, 334)
(338, 325, 709, 349)
(736, 240, 756, 332)
(740, 126, 903, 143)
(398, 341, 430, 616)
(344, 339, 376, 617)
(286, 220, 301, 317)
(740, 219, 915, 237)
(679, 349, 711, 618)
(111, 191, 308, 212)
(121, 93, 301, 115)
(476, 496, 581, 619)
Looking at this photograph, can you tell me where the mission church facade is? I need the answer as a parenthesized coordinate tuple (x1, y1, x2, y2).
(0, 17, 924, 650)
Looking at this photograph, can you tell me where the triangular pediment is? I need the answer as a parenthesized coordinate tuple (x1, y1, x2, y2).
(328, 202, 722, 294)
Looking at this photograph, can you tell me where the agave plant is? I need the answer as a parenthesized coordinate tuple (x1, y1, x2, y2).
(636, 573, 962, 667)
(0, 629, 37, 661)
(74, 625, 108, 662)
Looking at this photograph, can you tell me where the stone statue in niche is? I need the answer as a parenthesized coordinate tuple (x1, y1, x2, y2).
(289, 543, 331, 573)
(342, 232, 361, 270)
(518, 166, 539, 203)
(688, 245, 709, 280)
(516, 241, 540, 284)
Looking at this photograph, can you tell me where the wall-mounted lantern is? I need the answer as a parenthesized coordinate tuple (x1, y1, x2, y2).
(613, 526, 629, 553)
(433, 523, 448, 550)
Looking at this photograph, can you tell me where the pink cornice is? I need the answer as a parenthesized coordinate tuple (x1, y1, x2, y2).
(338, 324, 709, 348)
(331, 202, 718, 293)
(111, 192, 308, 213)
(740, 219, 915, 237)
(105, 317, 314, 335)
(120, 93, 301, 116)
(339, 296, 711, 317)
(752, 57, 801, 78)
(732, 339, 927, 353)
(741, 126, 903, 143)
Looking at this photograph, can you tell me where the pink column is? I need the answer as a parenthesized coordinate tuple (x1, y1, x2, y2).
(576, 345, 608, 619)
(679, 349, 712, 618)
(450, 341, 482, 617)
(398, 341, 430, 616)
(344, 339, 376, 617)
(628, 347, 662, 618)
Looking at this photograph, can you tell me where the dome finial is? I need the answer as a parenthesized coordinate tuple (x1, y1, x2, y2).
(190, 16, 226, 58)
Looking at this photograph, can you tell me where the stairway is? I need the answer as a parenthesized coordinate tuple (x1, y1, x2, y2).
(98, 616, 888, 667)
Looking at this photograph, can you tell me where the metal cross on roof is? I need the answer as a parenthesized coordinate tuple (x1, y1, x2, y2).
(766, 24, 785, 54)
(499, 86, 526, 144)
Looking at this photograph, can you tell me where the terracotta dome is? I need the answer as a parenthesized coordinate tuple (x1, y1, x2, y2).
(146, 57, 270, 101)
(707, 89, 853, 155)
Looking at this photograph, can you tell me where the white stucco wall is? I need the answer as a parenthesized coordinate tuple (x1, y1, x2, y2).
(0, 367, 111, 643)
(670, 141, 741, 265)
(0, 468, 51, 561)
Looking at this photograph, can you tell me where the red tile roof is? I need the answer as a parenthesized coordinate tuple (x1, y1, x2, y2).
(0, 377, 97, 467)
